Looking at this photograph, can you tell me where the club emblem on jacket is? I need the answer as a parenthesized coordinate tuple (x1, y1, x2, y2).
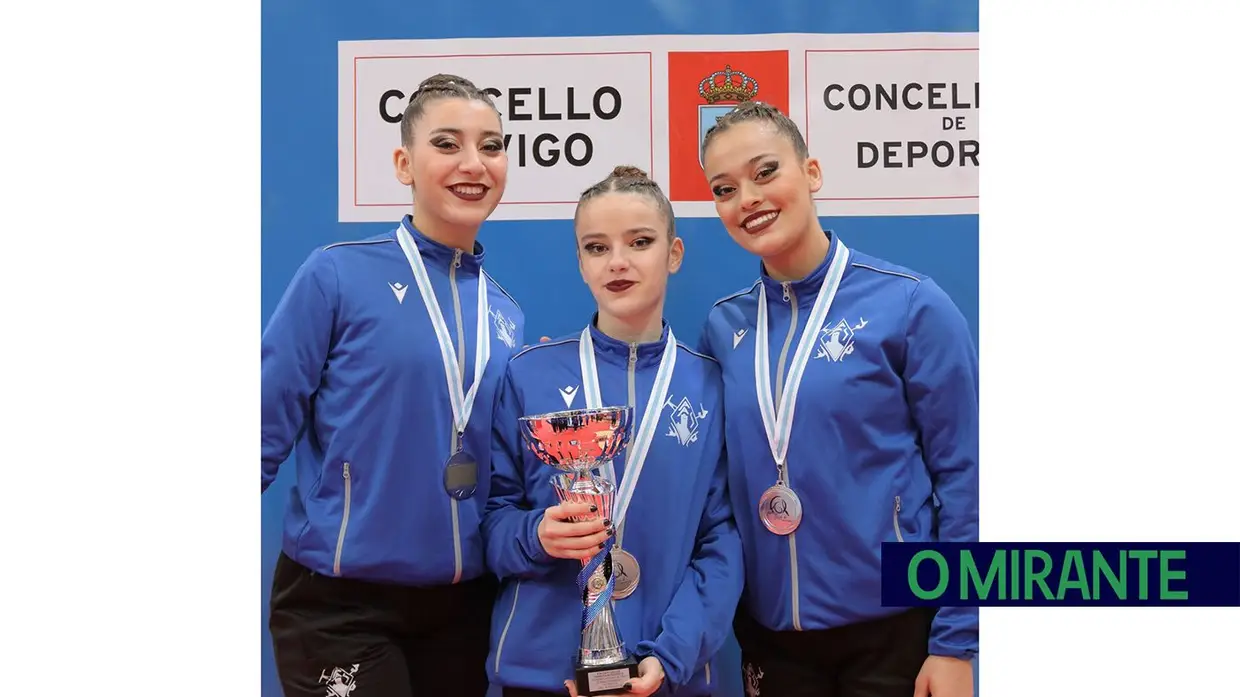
(664, 395, 709, 446)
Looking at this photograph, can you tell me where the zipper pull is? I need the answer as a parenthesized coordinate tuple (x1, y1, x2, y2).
(892, 495, 904, 543)
(782, 281, 791, 302)
(453, 249, 463, 268)
(628, 343, 637, 365)
(343, 462, 351, 479)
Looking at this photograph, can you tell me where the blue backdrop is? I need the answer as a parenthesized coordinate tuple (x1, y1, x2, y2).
(261, 2, 979, 695)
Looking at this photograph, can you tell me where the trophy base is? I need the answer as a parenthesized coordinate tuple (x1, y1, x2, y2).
(574, 654, 640, 696)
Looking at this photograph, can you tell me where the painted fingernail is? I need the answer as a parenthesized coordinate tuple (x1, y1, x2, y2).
(589, 505, 598, 512)
(623, 682, 632, 691)
(603, 519, 612, 527)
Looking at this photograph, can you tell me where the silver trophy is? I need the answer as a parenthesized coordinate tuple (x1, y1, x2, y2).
(518, 406, 641, 696)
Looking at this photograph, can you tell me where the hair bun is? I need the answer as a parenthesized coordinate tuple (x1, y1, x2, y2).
(417, 73, 478, 91)
(609, 165, 649, 180)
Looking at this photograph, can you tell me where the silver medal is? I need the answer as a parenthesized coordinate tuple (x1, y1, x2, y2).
(752, 241, 851, 538)
(758, 484, 803, 536)
(576, 325, 675, 603)
(610, 548, 641, 599)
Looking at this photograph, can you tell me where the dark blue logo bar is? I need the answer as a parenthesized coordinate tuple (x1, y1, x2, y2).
(880, 543, 1240, 607)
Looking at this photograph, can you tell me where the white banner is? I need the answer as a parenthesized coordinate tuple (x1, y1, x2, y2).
(804, 34, 979, 211)
(344, 49, 653, 221)
(338, 34, 978, 222)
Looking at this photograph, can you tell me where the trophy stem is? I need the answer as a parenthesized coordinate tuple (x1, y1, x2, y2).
(579, 548, 626, 666)
(554, 471, 629, 668)
(580, 600, 625, 666)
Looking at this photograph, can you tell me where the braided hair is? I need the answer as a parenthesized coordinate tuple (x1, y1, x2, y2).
(575, 165, 676, 240)
(700, 101, 809, 164)
(399, 74, 501, 147)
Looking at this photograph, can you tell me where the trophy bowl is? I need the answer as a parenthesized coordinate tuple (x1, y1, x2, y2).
(517, 405, 641, 695)
(517, 405, 632, 473)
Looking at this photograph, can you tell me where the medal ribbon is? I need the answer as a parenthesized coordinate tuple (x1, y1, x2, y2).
(396, 223, 491, 442)
(754, 242, 850, 480)
(579, 325, 677, 532)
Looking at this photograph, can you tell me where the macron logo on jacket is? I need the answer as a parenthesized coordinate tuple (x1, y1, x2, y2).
(558, 385, 579, 408)
(388, 281, 408, 304)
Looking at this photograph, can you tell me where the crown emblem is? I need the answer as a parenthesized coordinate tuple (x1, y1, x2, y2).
(698, 65, 759, 104)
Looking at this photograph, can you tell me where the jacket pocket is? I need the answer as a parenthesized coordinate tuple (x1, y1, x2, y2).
(332, 462, 353, 575)
(493, 580, 522, 674)
(891, 495, 904, 543)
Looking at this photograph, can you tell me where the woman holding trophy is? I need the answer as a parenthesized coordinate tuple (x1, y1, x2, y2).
(261, 74, 525, 697)
(694, 101, 980, 697)
(483, 165, 744, 697)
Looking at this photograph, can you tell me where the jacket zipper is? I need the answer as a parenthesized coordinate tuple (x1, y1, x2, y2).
(449, 248, 465, 583)
(613, 342, 637, 546)
(775, 281, 803, 631)
(627, 343, 637, 411)
(893, 495, 904, 543)
(493, 580, 522, 673)
(332, 461, 352, 576)
(705, 661, 712, 686)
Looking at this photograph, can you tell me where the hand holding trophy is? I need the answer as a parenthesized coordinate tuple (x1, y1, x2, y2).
(519, 406, 641, 696)
(536, 501, 612, 562)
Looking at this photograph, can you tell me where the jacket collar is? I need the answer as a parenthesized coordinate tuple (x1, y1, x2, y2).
(758, 229, 840, 307)
(585, 313, 672, 369)
(397, 215, 485, 273)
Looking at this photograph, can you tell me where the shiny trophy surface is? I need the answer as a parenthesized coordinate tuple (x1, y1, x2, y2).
(518, 406, 641, 696)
